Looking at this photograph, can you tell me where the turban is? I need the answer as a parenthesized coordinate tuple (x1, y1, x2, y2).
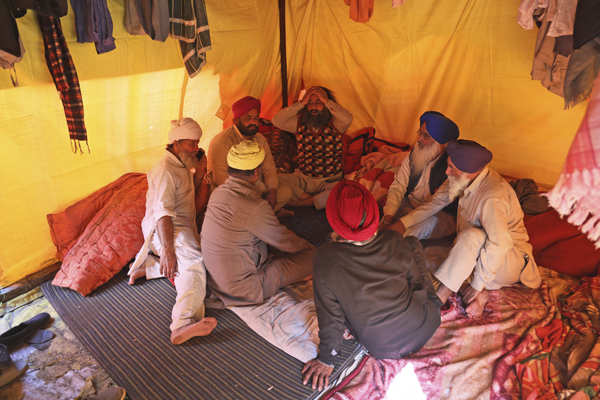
(168, 118, 203, 144)
(232, 96, 261, 120)
(419, 111, 459, 144)
(447, 139, 493, 173)
(326, 180, 380, 242)
(227, 140, 265, 170)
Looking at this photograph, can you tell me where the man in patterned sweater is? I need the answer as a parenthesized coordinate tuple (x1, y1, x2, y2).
(272, 86, 353, 209)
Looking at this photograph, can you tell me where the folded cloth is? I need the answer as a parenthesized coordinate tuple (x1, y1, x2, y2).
(0, 312, 51, 347)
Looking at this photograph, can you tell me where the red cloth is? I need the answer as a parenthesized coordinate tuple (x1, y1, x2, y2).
(546, 73, 600, 248)
(37, 14, 88, 152)
(326, 180, 379, 241)
(49, 173, 147, 296)
(232, 96, 261, 119)
(524, 209, 600, 277)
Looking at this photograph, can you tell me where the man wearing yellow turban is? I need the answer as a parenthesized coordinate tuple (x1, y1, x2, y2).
(201, 140, 315, 306)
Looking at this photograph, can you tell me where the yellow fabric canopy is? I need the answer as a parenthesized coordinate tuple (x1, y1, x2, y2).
(0, 0, 588, 286)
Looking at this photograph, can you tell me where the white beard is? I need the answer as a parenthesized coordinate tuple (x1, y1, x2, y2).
(448, 174, 471, 201)
(410, 141, 442, 178)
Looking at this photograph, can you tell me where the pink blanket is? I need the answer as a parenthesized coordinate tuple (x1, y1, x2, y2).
(328, 268, 600, 399)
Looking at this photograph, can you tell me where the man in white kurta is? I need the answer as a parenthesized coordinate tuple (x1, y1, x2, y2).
(382, 111, 459, 239)
(129, 118, 217, 344)
(396, 140, 541, 316)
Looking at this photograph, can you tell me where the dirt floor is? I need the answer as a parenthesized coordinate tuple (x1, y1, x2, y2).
(0, 287, 126, 400)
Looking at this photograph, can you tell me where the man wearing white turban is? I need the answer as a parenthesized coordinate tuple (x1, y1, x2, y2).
(201, 140, 315, 306)
(128, 117, 217, 344)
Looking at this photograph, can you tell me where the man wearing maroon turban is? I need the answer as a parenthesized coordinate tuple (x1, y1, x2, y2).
(207, 96, 280, 209)
(394, 140, 541, 317)
(272, 86, 353, 209)
(302, 180, 441, 391)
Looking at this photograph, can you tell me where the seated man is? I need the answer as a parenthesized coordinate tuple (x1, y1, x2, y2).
(272, 86, 353, 209)
(128, 118, 217, 345)
(207, 96, 279, 209)
(201, 140, 315, 306)
(302, 180, 442, 390)
(381, 111, 459, 239)
(394, 139, 542, 316)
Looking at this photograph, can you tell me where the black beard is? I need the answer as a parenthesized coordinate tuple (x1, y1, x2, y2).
(236, 121, 258, 137)
(298, 108, 332, 129)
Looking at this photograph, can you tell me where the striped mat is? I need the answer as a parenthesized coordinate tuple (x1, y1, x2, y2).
(42, 271, 365, 400)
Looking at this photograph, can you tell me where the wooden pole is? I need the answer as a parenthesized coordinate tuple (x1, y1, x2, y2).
(278, 0, 289, 107)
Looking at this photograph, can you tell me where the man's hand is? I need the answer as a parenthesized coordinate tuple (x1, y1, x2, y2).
(265, 189, 277, 209)
(388, 219, 407, 235)
(302, 359, 334, 391)
(378, 215, 394, 231)
(160, 247, 178, 280)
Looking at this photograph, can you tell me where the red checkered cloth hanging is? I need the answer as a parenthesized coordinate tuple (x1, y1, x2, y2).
(546, 73, 600, 248)
(37, 14, 88, 153)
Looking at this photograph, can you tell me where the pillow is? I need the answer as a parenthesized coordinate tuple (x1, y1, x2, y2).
(51, 173, 147, 295)
(46, 173, 140, 260)
(524, 209, 600, 277)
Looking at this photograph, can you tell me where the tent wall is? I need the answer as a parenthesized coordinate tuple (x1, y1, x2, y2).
(0, 0, 588, 286)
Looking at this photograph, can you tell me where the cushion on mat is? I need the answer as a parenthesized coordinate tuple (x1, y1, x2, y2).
(51, 173, 147, 296)
(46, 173, 144, 261)
(524, 209, 600, 277)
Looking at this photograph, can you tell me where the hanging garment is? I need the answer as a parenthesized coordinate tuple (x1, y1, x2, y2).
(134, 0, 169, 41)
(573, 0, 600, 50)
(531, 18, 571, 97)
(546, 73, 600, 248)
(518, 0, 578, 37)
(564, 37, 600, 108)
(0, 1, 24, 70)
(123, 0, 145, 35)
(344, 0, 374, 23)
(70, 0, 116, 54)
(169, 0, 211, 77)
(37, 14, 88, 153)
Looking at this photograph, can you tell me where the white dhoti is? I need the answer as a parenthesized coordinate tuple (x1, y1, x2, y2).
(132, 225, 207, 332)
(396, 201, 456, 240)
(434, 227, 525, 292)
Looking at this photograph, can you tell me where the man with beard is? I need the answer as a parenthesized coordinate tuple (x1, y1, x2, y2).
(393, 140, 541, 317)
(207, 96, 279, 209)
(201, 140, 315, 306)
(272, 86, 352, 209)
(381, 111, 459, 239)
(128, 118, 218, 344)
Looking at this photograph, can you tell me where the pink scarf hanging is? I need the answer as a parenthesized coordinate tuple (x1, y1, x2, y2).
(546, 73, 600, 248)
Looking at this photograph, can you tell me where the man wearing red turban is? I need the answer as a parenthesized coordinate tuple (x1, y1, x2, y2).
(302, 180, 441, 391)
(207, 96, 280, 209)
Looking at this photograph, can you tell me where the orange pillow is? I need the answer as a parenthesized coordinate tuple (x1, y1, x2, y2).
(50, 173, 147, 295)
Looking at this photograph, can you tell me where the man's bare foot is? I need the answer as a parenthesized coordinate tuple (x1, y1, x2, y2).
(170, 317, 217, 345)
(465, 290, 489, 318)
(128, 268, 146, 285)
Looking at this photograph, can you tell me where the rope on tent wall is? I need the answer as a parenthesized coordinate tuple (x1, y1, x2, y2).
(179, 71, 189, 120)
(278, 0, 288, 107)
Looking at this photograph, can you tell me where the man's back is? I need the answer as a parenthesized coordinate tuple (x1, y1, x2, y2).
(314, 230, 441, 360)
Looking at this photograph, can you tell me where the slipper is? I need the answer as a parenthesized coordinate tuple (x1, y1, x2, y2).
(0, 312, 51, 347)
(28, 330, 55, 350)
(0, 344, 10, 368)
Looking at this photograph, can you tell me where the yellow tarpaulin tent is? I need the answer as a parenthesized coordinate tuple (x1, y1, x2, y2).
(0, 0, 587, 286)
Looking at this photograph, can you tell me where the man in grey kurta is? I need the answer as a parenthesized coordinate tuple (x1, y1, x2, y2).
(201, 140, 315, 306)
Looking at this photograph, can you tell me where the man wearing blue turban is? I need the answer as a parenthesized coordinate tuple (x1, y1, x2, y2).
(394, 140, 541, 317)
(381, 111, 459, 239)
